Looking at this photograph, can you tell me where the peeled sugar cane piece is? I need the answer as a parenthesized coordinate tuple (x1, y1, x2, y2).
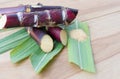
(0, 9, 77, 29)
(26, 27, 53, 53)
(48, 27, 67, 46)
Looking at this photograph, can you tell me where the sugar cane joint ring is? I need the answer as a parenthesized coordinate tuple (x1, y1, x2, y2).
(61, 7, 68, 25)
(45, 10, 56, 26)
(25, 6, 39, 28)
(16, 12, 23, 26)
(26, 5, 41, 28)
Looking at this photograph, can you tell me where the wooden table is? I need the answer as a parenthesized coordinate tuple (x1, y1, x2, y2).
(0, 0, 120, 79)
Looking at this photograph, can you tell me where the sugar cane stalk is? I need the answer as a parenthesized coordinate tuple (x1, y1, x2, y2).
(26, 27, 53, 53)
(0, 8, 78, 29)
(47, 27, 67, 46)
(0, 3, 78, 14)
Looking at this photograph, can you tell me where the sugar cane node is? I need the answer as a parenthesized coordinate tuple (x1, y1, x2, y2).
(61, 7, 68, 26)
(45, 10, 56, 26)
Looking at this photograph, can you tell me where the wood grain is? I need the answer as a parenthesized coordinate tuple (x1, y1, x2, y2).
(0, 0, 120, 79)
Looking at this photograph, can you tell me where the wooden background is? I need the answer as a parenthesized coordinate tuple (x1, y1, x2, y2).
(0, 0, 120, 79)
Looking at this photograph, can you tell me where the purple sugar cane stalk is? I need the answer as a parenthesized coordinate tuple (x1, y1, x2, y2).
(0, 5, 62, 14)
(0, 9, 78, 29)
(47, 27, 67, 46)
(0, 3, 78, 14)
(26, 27, 53, 53)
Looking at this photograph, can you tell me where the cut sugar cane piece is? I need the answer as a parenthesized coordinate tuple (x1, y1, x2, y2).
(26, 27, 53, 53)
(48, 27, 67, 45)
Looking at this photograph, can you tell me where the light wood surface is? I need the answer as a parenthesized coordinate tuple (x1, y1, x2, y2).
(0, 0, 120, 79)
